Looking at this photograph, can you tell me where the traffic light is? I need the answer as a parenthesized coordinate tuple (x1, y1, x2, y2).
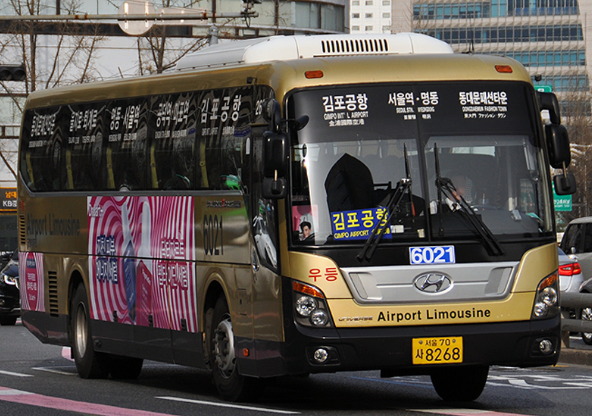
(0, 64, 26, 82)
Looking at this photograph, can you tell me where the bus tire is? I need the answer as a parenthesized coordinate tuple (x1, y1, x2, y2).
(70, 285, 109, 379)
(430, 365, 488, 402)
(209, 296, 260, 402)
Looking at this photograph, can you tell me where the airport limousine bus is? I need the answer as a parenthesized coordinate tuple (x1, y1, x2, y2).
(18, 33, 575, 402)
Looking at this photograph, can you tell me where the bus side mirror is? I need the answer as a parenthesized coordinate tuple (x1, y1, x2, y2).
(262, 130, 288, 199)
(553, 172, 576, 195)
(538, 91, 561, 124)
(262, 99, 281, 133)
(546, 124, 570, 169)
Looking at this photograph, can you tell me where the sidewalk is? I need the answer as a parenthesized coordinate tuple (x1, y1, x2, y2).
(560, 348, 592, 366)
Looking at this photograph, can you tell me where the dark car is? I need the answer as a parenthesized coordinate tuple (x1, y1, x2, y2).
(0, 251, 19, 326)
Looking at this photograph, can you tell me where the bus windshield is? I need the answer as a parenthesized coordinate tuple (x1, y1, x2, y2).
(288, 81, 552, 246)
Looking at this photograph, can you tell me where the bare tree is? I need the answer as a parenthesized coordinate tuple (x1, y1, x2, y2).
(132, 0, 210, 75)
(1, 0, 105, 96)
(136, 25, 208, 75)
(0, 0, 105, 182)
(561, 86, 592, 222)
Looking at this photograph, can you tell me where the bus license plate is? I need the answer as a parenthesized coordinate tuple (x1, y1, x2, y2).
(412, 336, 463, 365)
(409, 246, 455, 264)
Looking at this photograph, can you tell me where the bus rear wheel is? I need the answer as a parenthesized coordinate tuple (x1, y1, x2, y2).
(430, 365, 489, 402)
(209, 296, 260, 402)
(70, 285, 109, 379)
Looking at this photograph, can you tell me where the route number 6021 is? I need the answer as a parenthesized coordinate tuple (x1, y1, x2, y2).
(409, 246, 455, 265)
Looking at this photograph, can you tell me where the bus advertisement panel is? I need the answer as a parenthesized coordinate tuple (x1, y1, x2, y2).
(87, 196, 196, 330)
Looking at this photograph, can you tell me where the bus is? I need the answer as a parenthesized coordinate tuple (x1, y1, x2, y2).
(18, 33, 575, 402)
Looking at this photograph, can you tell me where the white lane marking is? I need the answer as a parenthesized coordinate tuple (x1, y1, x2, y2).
(32, 367, 76, 376)
(409, 409, 534, 416)
(0, 370, 33, 377)
(0, 388, 34, 395)
(157, 396, 300, 414)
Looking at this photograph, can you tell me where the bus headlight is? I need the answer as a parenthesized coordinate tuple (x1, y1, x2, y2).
(295, 296, 317, 317)
(310, 309, 329, 326)
(532, 272, 559, 319)
(292, 281, 333, 328)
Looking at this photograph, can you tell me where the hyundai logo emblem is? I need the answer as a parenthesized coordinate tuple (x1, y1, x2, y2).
(414, 272, 453, 294)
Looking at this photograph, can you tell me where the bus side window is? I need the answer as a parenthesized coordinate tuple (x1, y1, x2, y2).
(153, 138, 195, 190)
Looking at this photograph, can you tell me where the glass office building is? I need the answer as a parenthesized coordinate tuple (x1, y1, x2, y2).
(393, 1, 590, 113)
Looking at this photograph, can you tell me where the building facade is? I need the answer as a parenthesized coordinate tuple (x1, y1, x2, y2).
(392, 1, 591, 104)
(350, 0, 392, 33)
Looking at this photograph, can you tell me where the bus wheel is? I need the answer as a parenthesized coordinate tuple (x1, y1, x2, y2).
(209, 296, 260, 402)
(70, 285, 109, 379)
(430, 365, 489, 402)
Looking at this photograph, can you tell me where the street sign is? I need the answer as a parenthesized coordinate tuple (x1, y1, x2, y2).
(0, 188, 17, 213)
(553, 183, 572, 212)
(535, 85, 553, 92)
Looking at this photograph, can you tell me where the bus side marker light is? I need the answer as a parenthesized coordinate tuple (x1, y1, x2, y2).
(305, 70, 324, 79)
(495, 65, 513, 73)
(242, 348, 250, 357)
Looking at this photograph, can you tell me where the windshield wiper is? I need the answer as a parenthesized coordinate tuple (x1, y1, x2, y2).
(356, 178, 411, 262)
(357, 146, 412, 262)
(433, 145, 504, 256)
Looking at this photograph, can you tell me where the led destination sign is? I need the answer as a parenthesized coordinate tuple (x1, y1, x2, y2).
(292, 81, 530, 144)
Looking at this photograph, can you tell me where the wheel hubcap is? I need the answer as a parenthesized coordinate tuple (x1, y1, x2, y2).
(74, 304, 88, 358)
(214, 316, 236, 378)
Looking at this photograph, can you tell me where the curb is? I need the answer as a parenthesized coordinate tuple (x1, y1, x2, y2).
(559, 348, 592, 366)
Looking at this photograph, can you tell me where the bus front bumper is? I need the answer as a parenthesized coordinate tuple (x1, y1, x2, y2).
(290, 317, 560, 375)
(237, 315, 561, 378)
